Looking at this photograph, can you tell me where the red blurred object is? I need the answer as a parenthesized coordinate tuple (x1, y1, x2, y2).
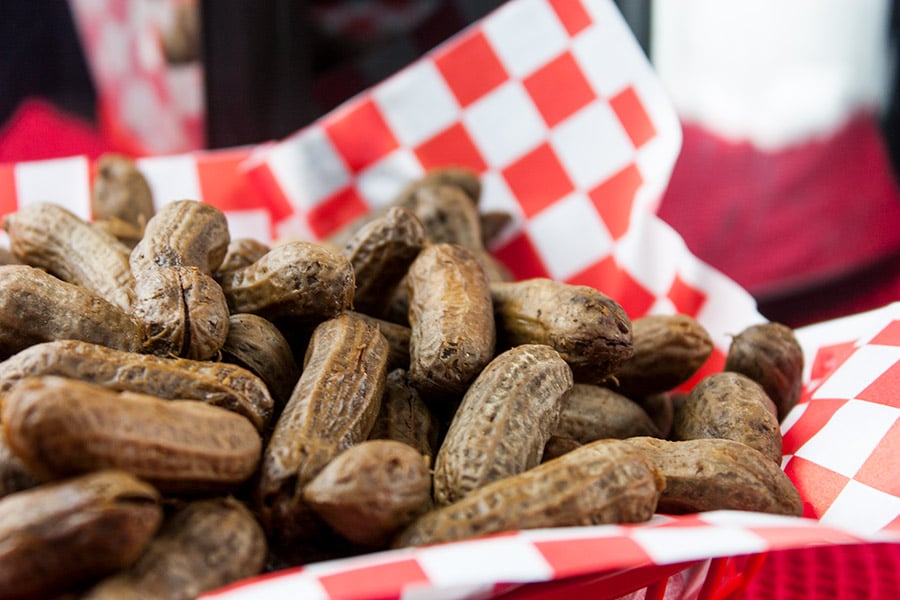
(0, 98, 121, 162)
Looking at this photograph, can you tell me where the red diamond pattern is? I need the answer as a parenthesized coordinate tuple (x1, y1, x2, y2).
(434, 29, 508, 108)
(549, 0, 593, 36)
(589, 163, 643, 240)
(414, 123, 488, 173)
(493, 232, 551, 281)
(667, 275, 708, 316)
(318, 558, 430, 599)
(503, 143, 575, 218)
(857, 360, 900, 408)
(870, 320, 900, 346)
(524, 51, 597, 128)
(324, 98, 399, 172)
(307, 186, 369, 238)
(610, 85, 656, 149)
(783, 456, 851, 520)
(567, 255, 655, 319)
(854, 418, 900, 496)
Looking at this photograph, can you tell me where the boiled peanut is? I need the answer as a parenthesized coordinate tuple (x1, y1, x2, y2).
(221, 313, 300, 415)
(82, 498, 267, 600)
(342, 206, 426, 316)
(491, 278, 633, 383)
(0, 265, 143, 358)
(433, 344, 573, 506)
(725, 322, 804, 421)
(368, 368, 439, 465)
(303, 440, 433, 547)
(218, 240, 355, 324)
(3, 202, 135, 311)
(256, 312, 389, 545)
(396, 166, 482, 208)
(91, 153, 155, 230)
(612, 314, 713, 398)
(353, 312, 411, 372)
(0, 339, 275, 432)
(553, 384, 661, 443)
(2, 376, 262, 494)
(672, 372, 782, 465)
(215, 237, 271, 276)
(0, 470, 162, 600)
(394, 439, 663, 548)
(0, 435, 39, 499)
(618, 437, 802, 516)
(407, 243, 495, 397)
(541, 435, 582, 462)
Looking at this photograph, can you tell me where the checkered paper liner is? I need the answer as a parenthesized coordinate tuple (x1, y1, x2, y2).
(1, 0, 898, 597)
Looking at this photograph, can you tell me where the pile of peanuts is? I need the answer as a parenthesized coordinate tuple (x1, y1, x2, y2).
(0, 156, 804, 599)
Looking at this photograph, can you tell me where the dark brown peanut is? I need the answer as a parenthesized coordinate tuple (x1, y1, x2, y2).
(394, 439, 663, 548)
(0, 339, 275, 432)
(491, 278, 633, 383)
(407, 243, 495, 397)
(92, 153, 155, 230)
(215, 237, 271, 276)
(725, 322, 804, 421)
(221, 313, 300, 415)
(368, 369, 439, 465)
(218, 240, 355, 324)
(130, 199, 230, 275)
(480, 210, 513, 248)
(303, 440, 433, 547)
(3, 202, 135, 311)
(433, 344, 573, 506)
(554, 384, 661, 443)
(0, 265, 143, 358)
(2, 376, 262, 494)
(132, 265, 230, 360)
(541, 435, 582, 462)
(343, 206, 426, 316)
(402, 183, 483, 251)
(618, 437, 802, 516)
(256, 313, 389, 544)
(82, 498, 267, 600)
(612, 314, 713, 398)
(673, 372, 782, 465)
(0, 470, 162, 600)
(637, 392, 675, 439)
(0, 435, 40, 499)
(354, 312, 411, 372)
(396, 167, 482, 208)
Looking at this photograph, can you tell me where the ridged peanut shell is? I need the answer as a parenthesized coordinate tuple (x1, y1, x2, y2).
(554, 384, 661, 443)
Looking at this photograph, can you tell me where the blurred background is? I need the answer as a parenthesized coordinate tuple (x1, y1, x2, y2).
(0, 0, 898, 330)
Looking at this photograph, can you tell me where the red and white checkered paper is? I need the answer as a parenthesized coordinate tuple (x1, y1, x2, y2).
(1, 1, 899, 598)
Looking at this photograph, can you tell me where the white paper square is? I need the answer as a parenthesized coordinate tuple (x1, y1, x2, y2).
(137, 154, 202, 210)
(462, 81, 546, 168)
(266, 126, 350, 211)
(15, 156, 91, 219)
(794, 400, 900, 478)
(356, 149, 425, 208)
(482, 0, 569, 79)
(550, 101, 635, 190)
(224, 210, 272, 245)
(571, 9, 651, 99)
(415, 536, 553, 587)
(526, 192, 613, 280)
(375, 61, 461, 147)
(812, 345, 900, 401)
(631, 526, 768, 565)
(820, 480, 900, 535)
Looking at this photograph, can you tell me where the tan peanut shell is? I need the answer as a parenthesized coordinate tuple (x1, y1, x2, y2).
(353, 312, 411, 372)
(0, 470, 162, 600)
(396, 167, 482, 208)
(130, 199, 230, 275)
(433, 344, 573, 506)
(218, 240, 355, 323)
(0, 339, 275, 432)
(303, 440, 433, 547)
(407, 243, 495, 397)
(617, 437, 802, 516)
(612, 314, 714, 398)
(402, 183, 483, 251)
(0, 265, 143, 358)
(553, 384, 661, 443)
(0, 435, 40, 499)
(82, 498, 267, 600)
(2, 376, 262, 494)
(672, 372, 783, 465)
(343, 206, 426, 316)
(91, 153, 155, 229)
(491, 278, 633, 383)
(3, 202, 136, 311)
(215, 237, 271, 276)
(394, 439, 663, 548)
(132, 265, 231, 360)
(255, 312, 389, 545)
(368, 368, 439, 464)
(724, 322, 804, 421)
(221, 313, 300, 414)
